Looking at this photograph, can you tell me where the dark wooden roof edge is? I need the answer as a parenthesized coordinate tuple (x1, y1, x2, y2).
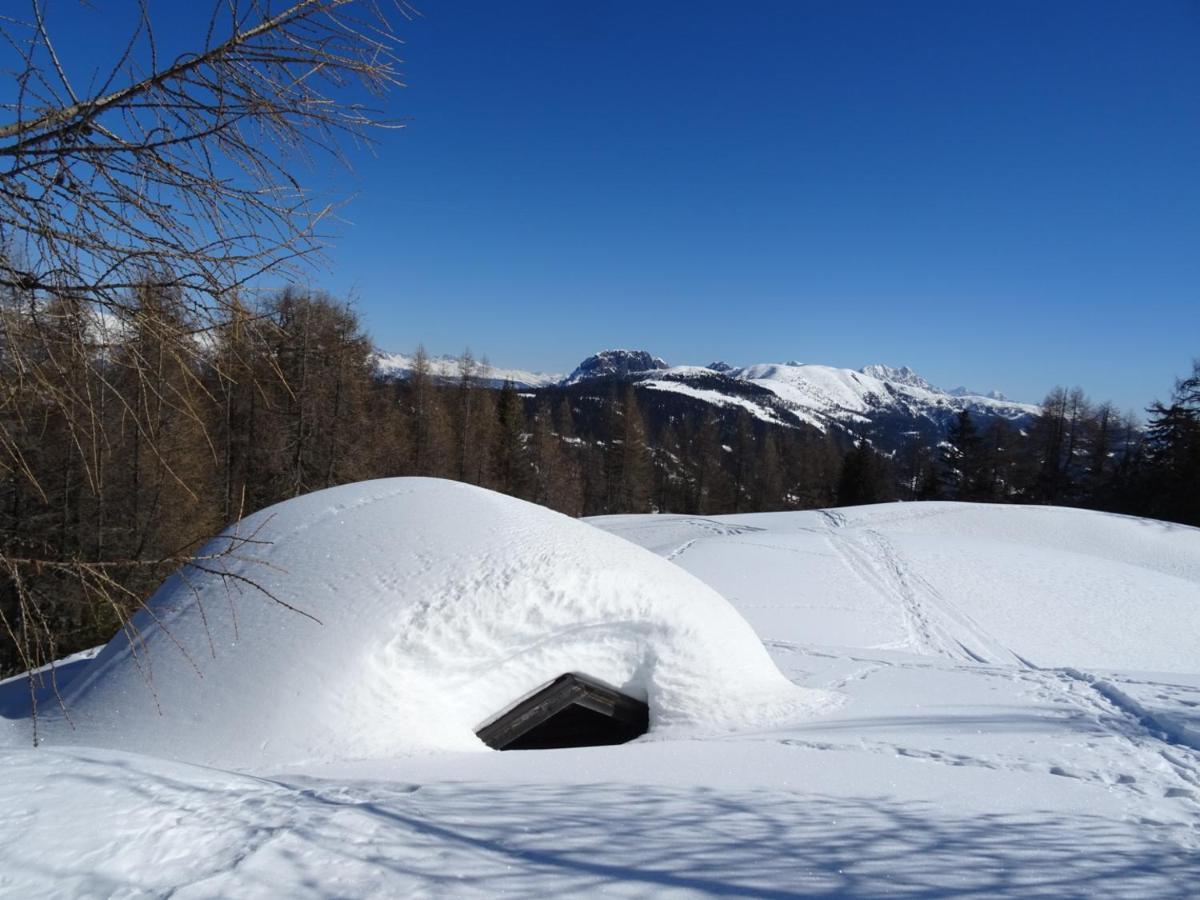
(476, 672, 648, 750)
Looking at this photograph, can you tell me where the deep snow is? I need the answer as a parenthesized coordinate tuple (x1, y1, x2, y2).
(2, 479, 824, 768)
(2, 493, 1199, 898)
(593, 502, 1200, 672)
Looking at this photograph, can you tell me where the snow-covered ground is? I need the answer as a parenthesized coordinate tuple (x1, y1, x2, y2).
(2, 491, 1198, 897)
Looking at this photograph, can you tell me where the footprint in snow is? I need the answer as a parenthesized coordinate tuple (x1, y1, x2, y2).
(1049, 766, 1082, 779)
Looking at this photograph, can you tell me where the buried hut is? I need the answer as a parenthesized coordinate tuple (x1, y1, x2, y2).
(9, 479, 832, 768)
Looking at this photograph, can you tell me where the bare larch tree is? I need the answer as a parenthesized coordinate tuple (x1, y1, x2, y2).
(0, 0, 414, 715)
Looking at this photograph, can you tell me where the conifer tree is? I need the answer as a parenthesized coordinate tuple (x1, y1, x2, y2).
(942, 410, 985, 500)
(836, 442, 894, 506)
(616, 386, 654, 512)
(731, 411, 757, 513)
(494, 380, 528, 496)
(755, 431, 786, 511)
(1143, 361, 1200, 525)
(692, 414, 733, 513)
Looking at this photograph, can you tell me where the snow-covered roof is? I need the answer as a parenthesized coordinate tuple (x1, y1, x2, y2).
(27, 479, 831, 768)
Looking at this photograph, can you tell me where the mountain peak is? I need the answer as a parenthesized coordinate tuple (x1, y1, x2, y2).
(949, 386, 1010, 402)
(565, 349, 669, 384)
(860, 364, 938, 393)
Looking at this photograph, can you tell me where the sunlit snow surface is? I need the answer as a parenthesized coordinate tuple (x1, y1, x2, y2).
(2, 479, 820, 768)
(3, 494, 1200, 897)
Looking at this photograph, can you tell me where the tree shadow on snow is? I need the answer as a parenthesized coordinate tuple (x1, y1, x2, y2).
(4, 750, 1198, 898)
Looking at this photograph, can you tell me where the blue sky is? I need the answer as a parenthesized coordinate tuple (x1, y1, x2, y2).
(43, 2, 1200, 411)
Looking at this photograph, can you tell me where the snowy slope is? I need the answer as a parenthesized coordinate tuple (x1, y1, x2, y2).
(2, 498, 1198, 897)
(592, 503, 1200, 672)
(637, 377, 793, 426)
(735, 362, 1039, 432)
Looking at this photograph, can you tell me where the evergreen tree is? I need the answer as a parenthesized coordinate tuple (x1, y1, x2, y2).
(731, 411, 757, 513)
(652, 419, 689, 513)
(977, 418, 1014, 502)
(896, 435, 941, 501)
(1143, 361, 1200, 525)
(616, 386, 654, 512)
(755, 431, 786, 511)
(942, 410, 983, 499)
(836, 442, 894, 506)
(1021, 387, 1073, 503)
(691, 414, 733, 514)
(494, 380, 528, 496)
(789, 433, 841, 509)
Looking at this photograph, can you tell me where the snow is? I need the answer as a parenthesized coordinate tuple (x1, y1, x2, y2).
(3, 495, 1199, 897)
(735, 362, 1040, 430)
(372, 348, 1040, 438)
(373, 352, 561, 389)
(859, 363, 940, 392)
(594, 503, 1200, 672)
(1, 478, 825, 769)
(0, 645, 100, 718)
(637, 379, 790, 426)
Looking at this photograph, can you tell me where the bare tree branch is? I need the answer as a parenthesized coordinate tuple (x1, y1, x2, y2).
(0, 1, 414, 734)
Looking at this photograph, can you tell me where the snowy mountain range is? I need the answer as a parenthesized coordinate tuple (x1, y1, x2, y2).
(373, 351, 562, 389)
(375, 347, 1040, 442)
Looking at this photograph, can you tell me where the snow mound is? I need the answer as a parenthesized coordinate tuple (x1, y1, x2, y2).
(10, 479, 827, 768)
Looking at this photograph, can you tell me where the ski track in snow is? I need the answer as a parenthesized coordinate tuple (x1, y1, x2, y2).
(666, 539, 697, 562)
(663, 518, 766, 562)
(1015, 666, 1200, 811)
(756, 647, 1200, 835)
(816, 511, 1018, 665)
(650, 508, 1200, 826)
(758, 511, 1200, 827)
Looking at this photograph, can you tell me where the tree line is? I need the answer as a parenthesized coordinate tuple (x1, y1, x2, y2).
(867, 379, 1198, 527)
(2, 286, 1197, 676)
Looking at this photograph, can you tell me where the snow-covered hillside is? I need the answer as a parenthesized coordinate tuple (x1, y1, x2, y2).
(733, 362, 1039, 432)
(2, 493, 1198, 897)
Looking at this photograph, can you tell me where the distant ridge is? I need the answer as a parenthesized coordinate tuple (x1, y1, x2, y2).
(374, 347, 1040, 445)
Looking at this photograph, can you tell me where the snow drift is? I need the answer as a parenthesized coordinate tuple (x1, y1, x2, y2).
(8, 479, 828, 768)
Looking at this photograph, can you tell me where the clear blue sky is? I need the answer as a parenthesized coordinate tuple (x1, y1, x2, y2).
(47, 2, 1200, 411)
